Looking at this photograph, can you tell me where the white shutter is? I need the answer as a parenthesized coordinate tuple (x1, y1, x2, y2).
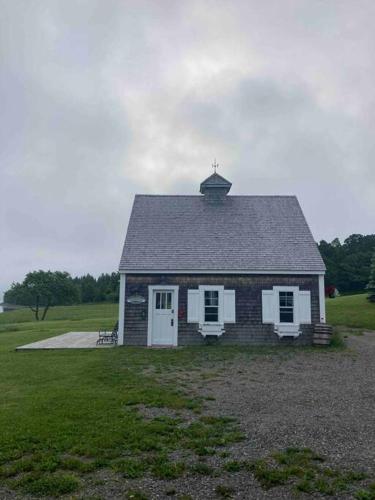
(298, 290, 311, 324)
(187, 289, 200, 323)
(262, 290, 276, 323)
(223, 290, 236, 323)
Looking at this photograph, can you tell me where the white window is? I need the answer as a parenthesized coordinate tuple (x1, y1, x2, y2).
(204, 290, 219, 323)
(279, 291, 294, 323)
(187, 286, 235, 325)
(262, 286, 311, 326)
(274, 286, 298, 324)
(199, 285, 223, 324)
(155, 291, 172, 310)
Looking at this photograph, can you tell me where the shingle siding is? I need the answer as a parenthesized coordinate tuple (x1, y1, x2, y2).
(123, 274, 320, 346)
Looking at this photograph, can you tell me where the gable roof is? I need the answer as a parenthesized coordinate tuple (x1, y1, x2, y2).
(119, 195, 325, 273)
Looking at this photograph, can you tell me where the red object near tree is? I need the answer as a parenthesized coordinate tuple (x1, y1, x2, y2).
(325, 285, 336, 298)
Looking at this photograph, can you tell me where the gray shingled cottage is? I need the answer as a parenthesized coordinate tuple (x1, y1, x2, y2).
(118, 172, 326, 346)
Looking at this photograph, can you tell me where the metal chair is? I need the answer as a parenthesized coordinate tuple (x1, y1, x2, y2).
(96, 321, 118, 345)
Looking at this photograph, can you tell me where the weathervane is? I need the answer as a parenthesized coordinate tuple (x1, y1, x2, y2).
(212, 159, 219, 174)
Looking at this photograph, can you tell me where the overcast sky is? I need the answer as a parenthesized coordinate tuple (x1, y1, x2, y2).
(1, 0, 374, 298)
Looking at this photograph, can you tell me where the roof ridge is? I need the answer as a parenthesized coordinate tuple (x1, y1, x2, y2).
(134, 194, 298, 198)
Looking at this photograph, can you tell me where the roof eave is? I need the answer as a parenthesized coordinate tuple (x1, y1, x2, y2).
(118, 268, 326, 275)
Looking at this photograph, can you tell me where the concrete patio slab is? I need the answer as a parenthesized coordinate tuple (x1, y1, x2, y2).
(16, 332, 114, 350)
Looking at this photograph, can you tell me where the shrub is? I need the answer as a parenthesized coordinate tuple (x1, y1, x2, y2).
(330, 331, 345, 348)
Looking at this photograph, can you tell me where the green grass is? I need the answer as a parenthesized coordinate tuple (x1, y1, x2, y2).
(223, 460, 243, 472)
(246, 447, 369, 496)
(12, 472, 81, 496)
(112, 458, 147, 478)
(149, 457, 186, 479)
(326, 293, 375, 330)
(0, 302, 118, 325)
(190, 462, 214, 476)
(355, 483, 375, 500)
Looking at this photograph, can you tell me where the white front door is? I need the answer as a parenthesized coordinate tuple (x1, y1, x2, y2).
(152, 290, 175, 345)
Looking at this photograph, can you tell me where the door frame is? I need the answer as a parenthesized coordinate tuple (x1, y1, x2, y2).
(147, 285, 179, 347)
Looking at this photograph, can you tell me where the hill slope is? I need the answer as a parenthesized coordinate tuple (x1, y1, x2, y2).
(326, 293, 375, 330)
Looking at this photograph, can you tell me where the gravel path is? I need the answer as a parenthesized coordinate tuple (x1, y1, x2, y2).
(126, 331, 375, 499)
(203, 331, 375, 472)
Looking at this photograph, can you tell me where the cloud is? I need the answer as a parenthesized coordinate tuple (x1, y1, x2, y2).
(1, 0, 374, 297)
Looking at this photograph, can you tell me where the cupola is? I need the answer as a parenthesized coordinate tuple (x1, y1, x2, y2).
(200, 166, 232, 203)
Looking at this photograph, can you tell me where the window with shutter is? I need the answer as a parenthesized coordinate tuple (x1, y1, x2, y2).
(204, 290, 219, 322)
(279, 291, 294, 323)
(266, 286, 309, 328)
(198, 285, 224, 325)
(188, 287, 236, 327)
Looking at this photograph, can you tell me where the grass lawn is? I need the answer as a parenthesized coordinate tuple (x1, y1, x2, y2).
(0, 299, 373, 498)
(326, 293, 375, 330)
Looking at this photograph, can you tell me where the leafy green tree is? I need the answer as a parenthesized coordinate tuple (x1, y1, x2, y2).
(4, 283, 34, 310)
(96, 272, 119, 302)
(74, 274, 97, 303)
(72, 272, 119, 303)
(4, 271, 79, 320)
(367, 252, 375, 303)
(319, 234, 375, 293)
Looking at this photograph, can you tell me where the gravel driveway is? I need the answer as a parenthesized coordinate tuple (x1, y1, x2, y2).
(204, 331, 375, 472)
(123, 331, 375, 499)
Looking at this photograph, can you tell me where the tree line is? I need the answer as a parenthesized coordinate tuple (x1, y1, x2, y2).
(73, 273, 119, 303)
(318, 234, 375, 294)
(4, 271, 119, 320)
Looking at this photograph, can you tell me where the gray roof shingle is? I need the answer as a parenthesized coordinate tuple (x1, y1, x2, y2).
(119, 195, 325, 272)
